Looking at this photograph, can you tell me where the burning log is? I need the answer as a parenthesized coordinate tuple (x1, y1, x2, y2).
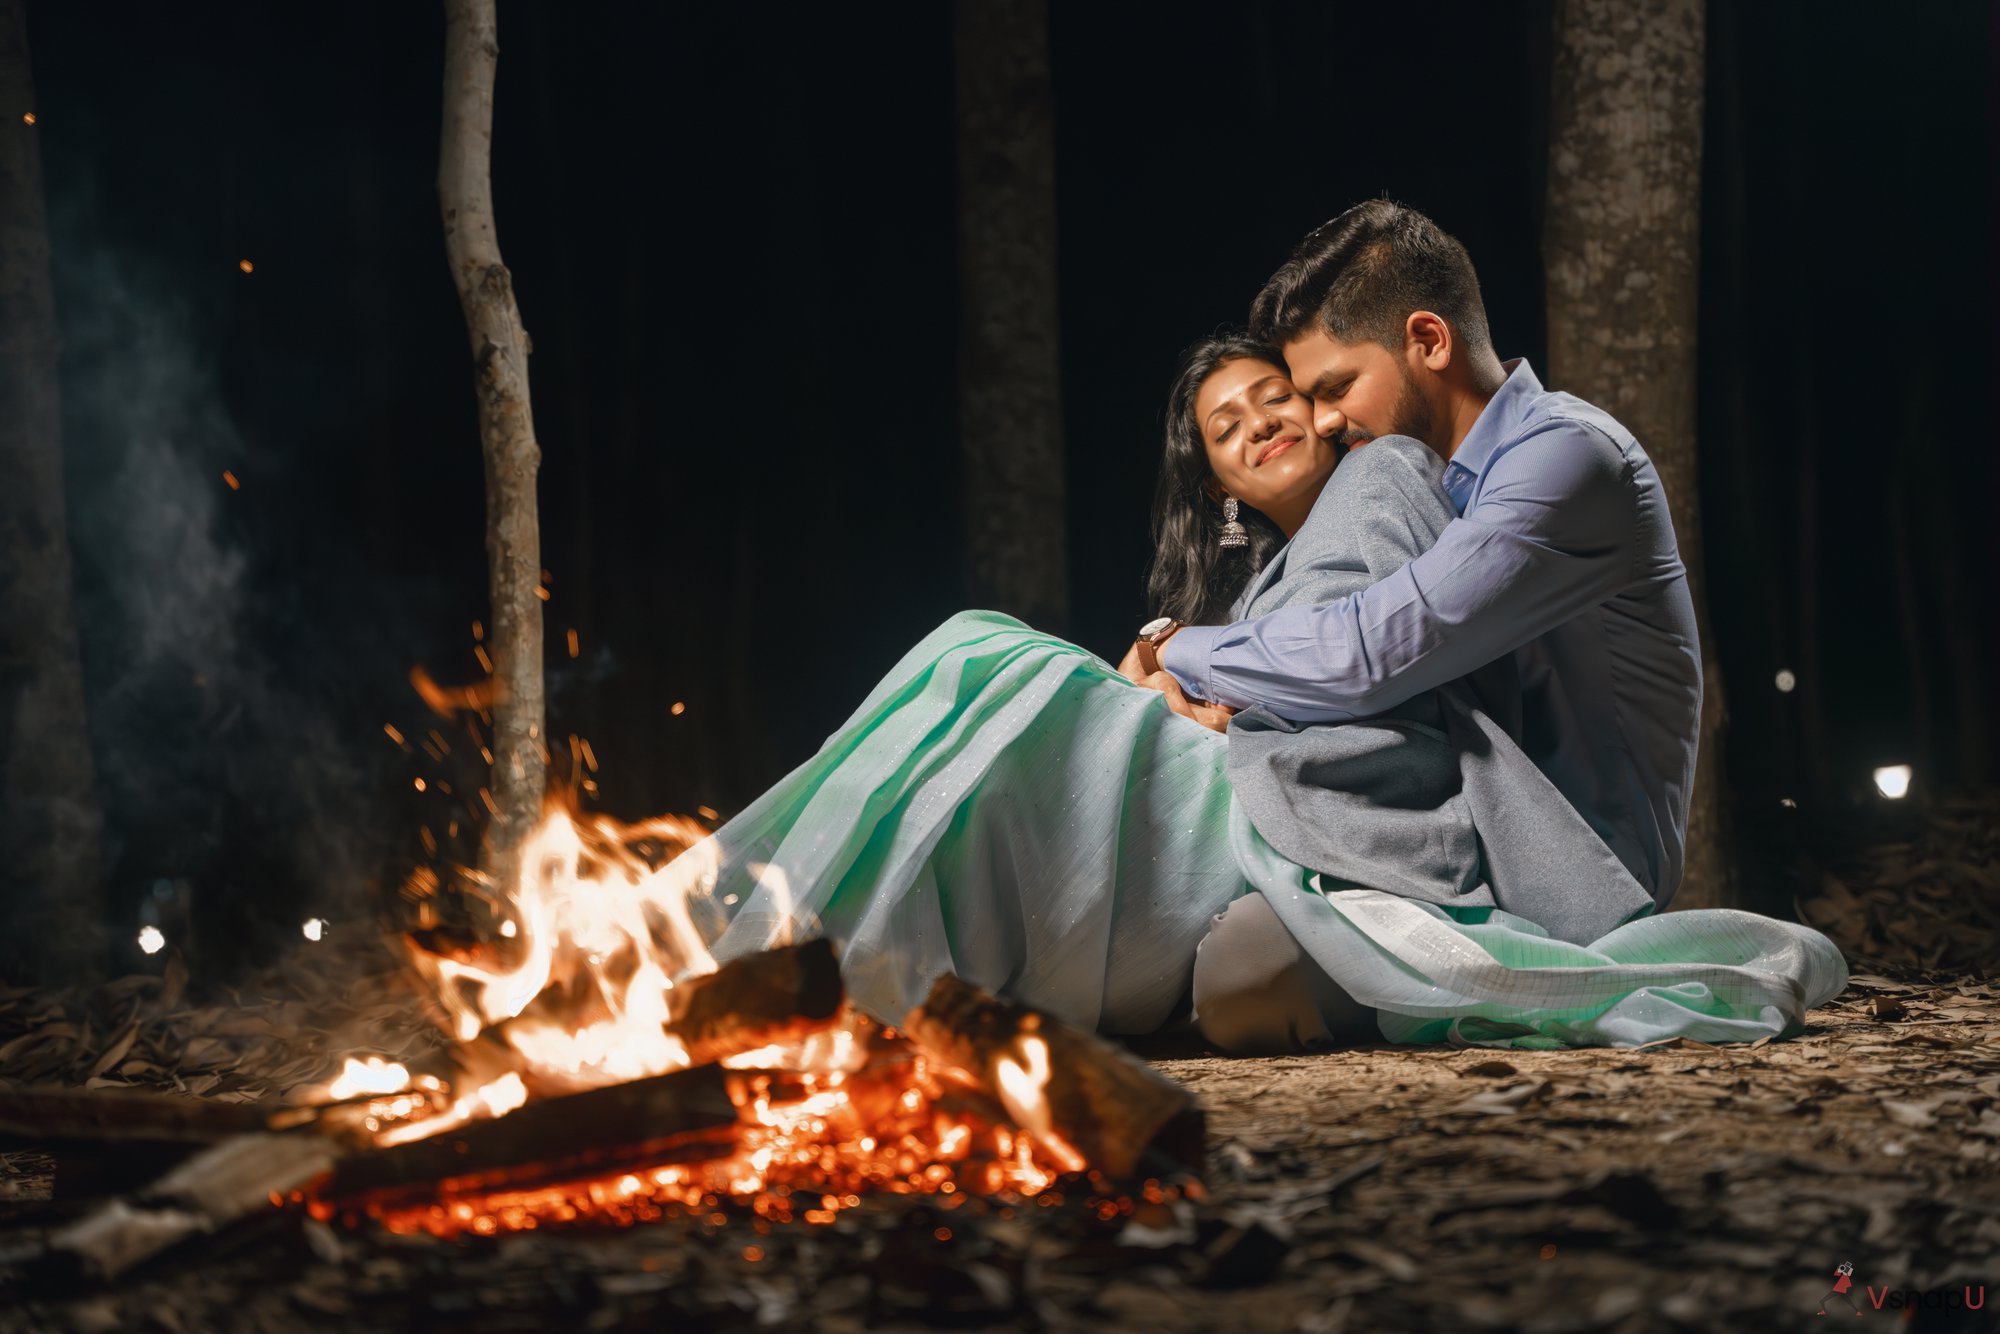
(666, 937, 845, 1065)
(905, 975, 1205, 1183)
(318, 1061, 738, 1213)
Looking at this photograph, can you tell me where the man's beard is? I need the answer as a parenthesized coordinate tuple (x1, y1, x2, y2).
(1339, 363, 1435, 452)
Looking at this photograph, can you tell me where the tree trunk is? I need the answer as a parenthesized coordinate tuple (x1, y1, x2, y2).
(953, 0, 1068, 631)
(1543, 0, 1733, 909)
(440, 0, 546, 876)
(0, 0, 107, 984)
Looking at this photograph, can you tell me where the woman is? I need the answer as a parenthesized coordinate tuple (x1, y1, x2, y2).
(700, 336, 1846, 1051)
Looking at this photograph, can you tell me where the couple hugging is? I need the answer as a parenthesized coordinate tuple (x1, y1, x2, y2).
(697, 200, 1846, 1054)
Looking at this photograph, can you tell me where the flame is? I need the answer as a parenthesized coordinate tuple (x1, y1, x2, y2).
(327, 1056, 412, 1100)
(993, 1034, 1051, 1138)
(405, 802, 723, 1091)
(993, 1032, 1087, 1175)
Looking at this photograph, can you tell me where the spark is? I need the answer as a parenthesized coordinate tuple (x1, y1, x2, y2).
(384, 723, 406, 745)
(567, 628, 579, 659)
(1774, 669, 1796, 693)
(302, 917, 327, 942)
(697, 805, 719, 821)
(499, 920, 518, 938)
(473, 644, 494, 674)
(222, 470, 241, 491)
(137, 925, 166, 955)
(472, 620, 484, 641)
(671, 701, 686, 716)
(22, 112, 35, 125)
(239, 259, 254, 274)
(1872, 765, 1913, 800)
(535, 586, 551, 602)
(414, 777, 427, 792)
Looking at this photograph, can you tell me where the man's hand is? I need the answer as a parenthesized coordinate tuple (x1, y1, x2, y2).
(1134, 670, 1235, 734)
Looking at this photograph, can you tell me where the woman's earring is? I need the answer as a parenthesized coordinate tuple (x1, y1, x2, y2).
(1218, 496, 1249, 549)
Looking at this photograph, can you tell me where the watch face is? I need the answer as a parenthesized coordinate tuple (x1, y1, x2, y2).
(1139, 616, 1175, 638)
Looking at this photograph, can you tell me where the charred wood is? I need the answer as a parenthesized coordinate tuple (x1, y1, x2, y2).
(905, 974, 1204, 1182)
(318, 1061, 738, 1212)
(665, 937, 844, 1065)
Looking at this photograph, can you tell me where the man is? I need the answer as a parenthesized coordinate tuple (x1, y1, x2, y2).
(1139, 199, 1702, 1050)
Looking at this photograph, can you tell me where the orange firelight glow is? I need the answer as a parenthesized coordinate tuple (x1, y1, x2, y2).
(302, 798, 1122, 1238)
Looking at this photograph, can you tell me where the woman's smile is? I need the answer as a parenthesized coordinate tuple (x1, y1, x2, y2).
(1256, 435, 1300, 466)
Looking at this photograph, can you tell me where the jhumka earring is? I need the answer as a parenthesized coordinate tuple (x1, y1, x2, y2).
(1218, 496, 1249, 549)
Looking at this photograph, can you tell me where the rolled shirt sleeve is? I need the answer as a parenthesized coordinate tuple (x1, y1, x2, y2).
(1163, 421, 1638, 722)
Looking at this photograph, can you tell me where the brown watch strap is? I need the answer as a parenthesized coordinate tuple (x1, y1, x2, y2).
(1135, 624, 1182, 677)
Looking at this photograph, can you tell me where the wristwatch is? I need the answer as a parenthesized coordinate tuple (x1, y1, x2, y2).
(1133, 616, 1184, 677)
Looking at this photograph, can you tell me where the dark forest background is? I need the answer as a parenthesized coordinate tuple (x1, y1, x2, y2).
(17, 0, 1996, 971)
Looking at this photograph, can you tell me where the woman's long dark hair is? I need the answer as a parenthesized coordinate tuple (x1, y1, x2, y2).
(1145, 335, 1292, 625)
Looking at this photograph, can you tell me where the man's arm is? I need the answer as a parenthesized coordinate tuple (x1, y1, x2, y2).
(1163, 421, 1639, 722)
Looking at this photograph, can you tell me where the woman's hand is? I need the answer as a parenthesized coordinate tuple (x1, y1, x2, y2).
(1135, 670, 1236, 734)
(1115, 640, 1148, 682)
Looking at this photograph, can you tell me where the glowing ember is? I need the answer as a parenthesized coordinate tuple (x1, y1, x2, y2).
(311, 1017, 1095, 1238)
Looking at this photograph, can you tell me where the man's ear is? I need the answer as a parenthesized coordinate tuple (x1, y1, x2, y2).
(1405, 310, 1453, 373)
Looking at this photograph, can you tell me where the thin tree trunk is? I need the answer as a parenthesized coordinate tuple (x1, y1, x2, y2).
(1543, 0, 1734, 909)
(953, 0, 1068, 631)
(440, 0, 546, 875)
(0, 0, 107, 984)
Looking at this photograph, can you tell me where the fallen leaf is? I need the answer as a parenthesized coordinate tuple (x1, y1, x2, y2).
(87, 1022, 139, 1079)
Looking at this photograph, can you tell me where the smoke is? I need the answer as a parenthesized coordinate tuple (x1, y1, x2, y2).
(52, 240, 399, 972)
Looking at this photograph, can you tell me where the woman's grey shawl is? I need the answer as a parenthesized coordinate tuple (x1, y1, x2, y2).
(1223, 437, 1656, 946)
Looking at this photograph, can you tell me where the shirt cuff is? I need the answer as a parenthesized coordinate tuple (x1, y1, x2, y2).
(1160, 625, 1221, 702)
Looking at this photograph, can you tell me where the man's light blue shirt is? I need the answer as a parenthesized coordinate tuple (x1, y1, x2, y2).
(1164, 360, 1702, 904)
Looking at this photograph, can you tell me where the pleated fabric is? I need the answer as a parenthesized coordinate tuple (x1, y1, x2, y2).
(705, 611, 1848, 1048)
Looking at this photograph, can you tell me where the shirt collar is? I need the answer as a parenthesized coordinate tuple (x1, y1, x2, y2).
(1443, 358, 1543, 497)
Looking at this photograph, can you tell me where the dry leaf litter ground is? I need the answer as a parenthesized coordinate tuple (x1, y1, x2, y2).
(1, 794, 1996, 1332)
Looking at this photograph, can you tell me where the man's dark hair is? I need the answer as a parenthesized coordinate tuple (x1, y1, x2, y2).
(1248, 199, 1493, 357)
